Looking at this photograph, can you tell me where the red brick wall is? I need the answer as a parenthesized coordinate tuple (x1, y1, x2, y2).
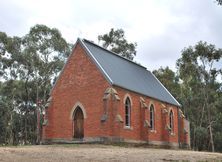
(113, 86, 179, 143)
(43, 42, 183, 146)
(43, 42, 110, 140)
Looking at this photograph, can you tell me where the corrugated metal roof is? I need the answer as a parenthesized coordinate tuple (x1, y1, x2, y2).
(80, 39, 180, 107)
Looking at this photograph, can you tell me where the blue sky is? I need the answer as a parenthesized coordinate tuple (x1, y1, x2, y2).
(0, 0, 222, 71)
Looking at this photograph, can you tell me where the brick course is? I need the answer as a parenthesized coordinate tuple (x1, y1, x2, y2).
(42, 42, 190, 148)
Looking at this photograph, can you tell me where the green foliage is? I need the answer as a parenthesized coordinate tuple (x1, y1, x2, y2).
(0, 24, 71, 145)
(0, 98, 8, 143)
(154, 41, 222, 152)
(98, 28, 137, 60)
(177, 41, 222, 152)
(194, 126, 208, 151)
(153, 66, 180, 102)
(214, 132, 222, 151)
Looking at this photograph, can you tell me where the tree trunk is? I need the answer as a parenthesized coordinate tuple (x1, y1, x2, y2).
(205, 94, 215, 152)
(206, 90, 215, 152)
(199, 104, 205, 127)
(24, 114, 27, 144)
(10, 113, 13, 144)
(36, 83, 40, 144)
(36, 108, 40, 144)
(24, 75, 30, 145)
(193, 126, 196, 150)
(209, 122, 215, 152)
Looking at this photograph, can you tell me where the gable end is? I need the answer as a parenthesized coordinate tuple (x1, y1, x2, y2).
(78, 38, 113, 85)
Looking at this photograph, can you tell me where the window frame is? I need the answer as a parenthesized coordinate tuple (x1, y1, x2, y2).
(124, 97, 131, 127)
(169, 110, 174, 132)
(149, 104, 155, 130)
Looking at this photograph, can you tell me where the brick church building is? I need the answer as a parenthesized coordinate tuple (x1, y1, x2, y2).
(42, 38, 190, 148)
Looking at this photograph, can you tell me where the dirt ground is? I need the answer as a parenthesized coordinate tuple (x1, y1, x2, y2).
(0, 144, 222, 162)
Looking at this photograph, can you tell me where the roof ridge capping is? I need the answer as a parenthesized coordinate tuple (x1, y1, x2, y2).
(81, 38, 147, 69)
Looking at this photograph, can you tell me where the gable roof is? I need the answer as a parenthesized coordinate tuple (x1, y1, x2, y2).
(78, 38, 180, 107)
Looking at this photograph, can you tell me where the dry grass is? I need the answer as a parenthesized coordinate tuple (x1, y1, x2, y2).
(0, 144, 222, 162)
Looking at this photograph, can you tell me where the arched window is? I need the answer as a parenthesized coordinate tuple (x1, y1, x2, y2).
(150, 104, 155, 130)
(169, 110, 174, 132)
(125, 97, 131, 127)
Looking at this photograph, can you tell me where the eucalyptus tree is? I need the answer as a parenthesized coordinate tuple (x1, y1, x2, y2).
(19, 24, 71, 143)
(0, 24, 72, 144)
(98, 28, 137, 60)
(0, 32, 23, 144)
(153, 66, 181, 103)
(177, 41, 222, 152)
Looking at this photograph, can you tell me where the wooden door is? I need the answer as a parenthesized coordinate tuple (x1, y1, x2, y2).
(73, 107, 84, 138)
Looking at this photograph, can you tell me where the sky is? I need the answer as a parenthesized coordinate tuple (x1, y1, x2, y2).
(0, 0, 222, 71)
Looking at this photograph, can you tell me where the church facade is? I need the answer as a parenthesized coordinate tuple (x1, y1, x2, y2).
(42, 38, 190, 148)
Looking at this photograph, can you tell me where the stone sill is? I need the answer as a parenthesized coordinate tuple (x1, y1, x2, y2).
(170, 132, 176, 136)
(124, 126, 133, 130)
(150, 129, 157, 133)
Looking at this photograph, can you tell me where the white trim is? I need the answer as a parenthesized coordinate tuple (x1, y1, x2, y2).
(150, 130, 157, 133)
(151, 72, 181, 107)
(124, 126, 133, 130)
(79, 38, 113, 85)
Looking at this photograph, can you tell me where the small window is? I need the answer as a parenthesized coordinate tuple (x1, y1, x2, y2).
(125, 97, 131, 127)
(169, 110, 174, 132)
(150, 104, 155, 130)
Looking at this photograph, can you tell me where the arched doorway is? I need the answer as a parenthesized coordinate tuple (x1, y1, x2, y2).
(73, 106, 84, 139)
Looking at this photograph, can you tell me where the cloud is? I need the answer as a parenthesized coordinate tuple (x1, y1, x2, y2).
(133, 0, 222, 71)
(0, 0, 221, 72)
(0, 1, 31, 37)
